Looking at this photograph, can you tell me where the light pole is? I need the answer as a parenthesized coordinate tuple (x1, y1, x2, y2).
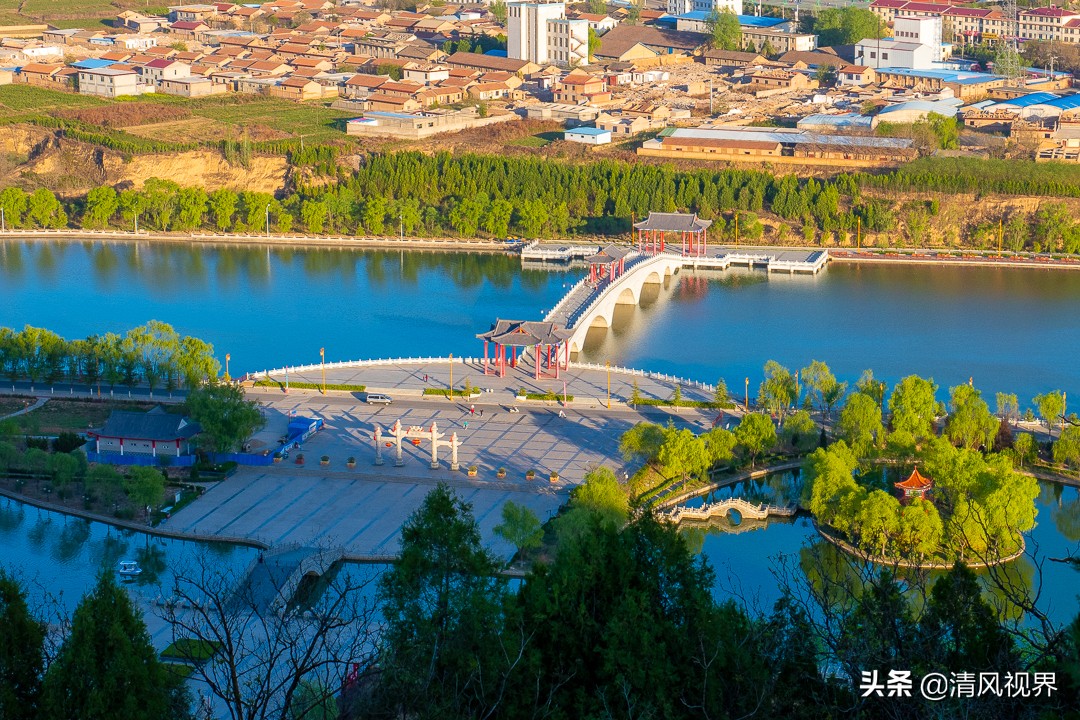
(225, 353, 231, 382)
(745, 377, 749, 410)
(606, 361, 611, 409)
(265, 203, 271, 237)
(134, 211, 139, 234)
(448, 353, 453, 401)
(320, 347, 325, 394)
(1, 206, 5, 231)
(399, 212, 403, 241)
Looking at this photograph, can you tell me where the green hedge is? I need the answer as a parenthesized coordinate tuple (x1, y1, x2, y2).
(634, 398, 721, 409)
(525, 391, 574, 402)
(423, 388, 479, 397)
(253, 380, 365, 392)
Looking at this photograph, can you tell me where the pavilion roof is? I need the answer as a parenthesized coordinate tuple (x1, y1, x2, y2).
(477, 319, 572, 347)
(584, 243, 634, 264)
(895, 466, 933, 491)
(633, 211, 712, 233)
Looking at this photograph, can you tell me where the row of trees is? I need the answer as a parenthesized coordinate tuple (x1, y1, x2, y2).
(0, 321, 219, 392)
(5, 152, 1080, 247)
(358, 483, 1080, 719)
(0, 569, 188, 720)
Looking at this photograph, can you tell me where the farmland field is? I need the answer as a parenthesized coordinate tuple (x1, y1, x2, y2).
(0, 85, 107, 121)
(0, 0, 163, 25)
(188, 97, 354, 142)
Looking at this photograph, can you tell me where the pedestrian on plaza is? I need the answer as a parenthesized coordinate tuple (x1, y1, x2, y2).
(464, 421, 469, 429)
(480, 409, 484, 417)
(470, 404, 475, 415)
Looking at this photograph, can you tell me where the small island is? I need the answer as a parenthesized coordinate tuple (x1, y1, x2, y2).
(804, 436, 1039, 568)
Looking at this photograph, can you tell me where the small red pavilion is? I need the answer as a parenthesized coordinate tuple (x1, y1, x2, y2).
(894, 466, 933, 499)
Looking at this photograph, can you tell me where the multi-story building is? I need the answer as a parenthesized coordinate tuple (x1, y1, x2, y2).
(871, 0, 1080, 44)
(667, 0, 743, 16)
(507, 1, 588, 66)
(77, 67, 141, 97)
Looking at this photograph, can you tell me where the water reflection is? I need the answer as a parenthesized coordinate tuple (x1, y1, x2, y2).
(0, 240, 575, 370)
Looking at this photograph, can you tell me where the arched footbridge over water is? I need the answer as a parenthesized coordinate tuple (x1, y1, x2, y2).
(544, 252, 687, 356)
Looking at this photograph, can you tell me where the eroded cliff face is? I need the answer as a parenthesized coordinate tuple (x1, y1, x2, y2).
(0, 125, 288, 196)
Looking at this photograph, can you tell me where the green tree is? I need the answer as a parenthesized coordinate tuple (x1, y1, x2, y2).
(757, 360, 797, 420)
(735, 412, 777, 467)
(25, 188, 67, 229)
(81, 186, 119, 230)
(41, 573, 189, 720)
(945, 384, 998, 450)
(1013, 431, 1036, 468)
(837, 392, 883, 457)
(207, 188, 238, 231)
(125, 466, 165, 512)
(517, 198, 548, 238)
(857, 489, 901, 557)
(1034, 390, 1066, 440)
(813, 7, 883, 46)
(888, 375, 939, 440)
(713, 377, 733, 408)
(185, 381, 265, 453)
(919, 563, 1016, 672)
(702, 426, 737, 465)
(514, 513, 769, 720)
(995, 391, 1019, 423)
(587, 27, 600, 61)
(362, 195, 387, 235)
(372, 484, 506, 719)
(490, 0, 507, 23)
(855, 369, 886, 407)
(619, 421, 663, 462)
(493, 500, 543, 554)
(781, 409, 817, 452)
(0, 187, 29, 228)
(657, 426, 711, 480)
(896, 498, 944, 560)
(0, 569, 45, 720)
(1054, 425, 1080, 473)
(801, 360, 846, 418)
(803, 442, 863, 534)
(707, 9, 741, 50)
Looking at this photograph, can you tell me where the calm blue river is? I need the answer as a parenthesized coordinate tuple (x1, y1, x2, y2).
(1, 239, 1078, 622)
(1, 240, 1077, 401)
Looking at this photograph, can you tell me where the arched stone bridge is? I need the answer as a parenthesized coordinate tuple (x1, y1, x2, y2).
(544, 253, 686, 355)
(661, 498, 798, 524)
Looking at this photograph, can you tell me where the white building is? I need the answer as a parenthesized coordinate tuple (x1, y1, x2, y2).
(891, 16, 945, 61)
(508, 1, 589, 66)
(77, 67, 142, 97)
(667, 0, 743, 16)
(855, 15, 948, 70)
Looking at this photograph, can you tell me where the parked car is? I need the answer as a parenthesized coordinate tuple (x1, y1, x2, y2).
(366, 393, 393, 405)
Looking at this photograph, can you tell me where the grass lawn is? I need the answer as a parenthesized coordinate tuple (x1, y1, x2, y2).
(15, 399, 159, 434)
(161, 638, 222, 663)
(0, 398, 29, 418)
(509, 135, 551, 148)
(162, 663, 196, 680)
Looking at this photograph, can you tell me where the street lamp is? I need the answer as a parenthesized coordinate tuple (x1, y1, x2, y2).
(225, 353, 231, 382)
(320, 347, 325, 394)
(448, 353, 453, 401)
(265, 203, 271, 237)
(606, 361, 611, 409)
(745, 377, 749, 410)
(134, 211, 139, 235)
(1, 206, 5, 231)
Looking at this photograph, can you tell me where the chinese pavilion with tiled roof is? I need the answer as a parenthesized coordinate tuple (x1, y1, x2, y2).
(894, 466, 933, 499)
(633, 212, 712, 257)
(477, 319, 572, 379)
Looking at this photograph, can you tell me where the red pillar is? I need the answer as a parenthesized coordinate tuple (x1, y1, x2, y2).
(511, 346, 517, 368)
(562, 340, 569, 370)
(534, 345, 540, 380)
(483, 340, 489, 375)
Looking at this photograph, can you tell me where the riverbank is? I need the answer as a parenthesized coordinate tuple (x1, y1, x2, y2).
(7, 230, 1080, 272)
(815, 523, 1027, 570)
(0, 229, 516, 253)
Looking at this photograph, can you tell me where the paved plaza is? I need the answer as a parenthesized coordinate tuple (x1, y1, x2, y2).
(166, 362, 725, 559)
